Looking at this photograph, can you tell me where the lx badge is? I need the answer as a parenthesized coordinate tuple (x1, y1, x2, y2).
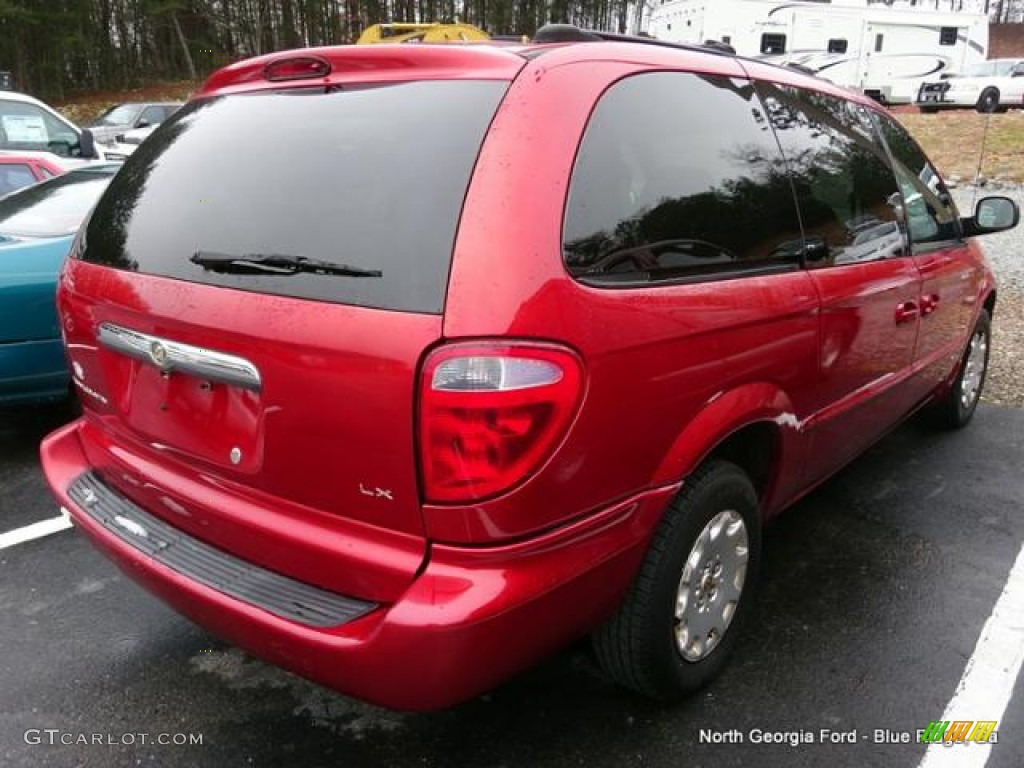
(359, 484, 394, 501)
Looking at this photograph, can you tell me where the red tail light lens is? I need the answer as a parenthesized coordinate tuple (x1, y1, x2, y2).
(419, 343, 584, 503)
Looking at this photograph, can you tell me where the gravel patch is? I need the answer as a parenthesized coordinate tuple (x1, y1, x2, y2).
(952, 187, 1024, 407)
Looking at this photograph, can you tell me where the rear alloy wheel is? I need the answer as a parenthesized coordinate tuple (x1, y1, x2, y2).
(673, 509, 749, 662)
(976, 88, 1000, 113)
(927, 308, 990, 430)
(593, 460, 761, 701)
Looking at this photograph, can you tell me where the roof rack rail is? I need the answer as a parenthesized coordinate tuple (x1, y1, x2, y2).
(531, 24, 736, 56)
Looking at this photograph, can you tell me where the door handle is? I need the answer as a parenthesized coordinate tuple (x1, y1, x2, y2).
(920, 293, 940, 316)
(895, 301, 919, 324)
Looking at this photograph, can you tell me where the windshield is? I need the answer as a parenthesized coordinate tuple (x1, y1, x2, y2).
(0, 168, 116, 237)
(80, 80, 508, 313)
(96, 104, 142, 126)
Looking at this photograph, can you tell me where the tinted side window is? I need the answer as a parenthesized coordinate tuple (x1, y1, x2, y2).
(756, 83, 905, 267)
(874, 113, 959, 249)
(564, 72, 803, 286)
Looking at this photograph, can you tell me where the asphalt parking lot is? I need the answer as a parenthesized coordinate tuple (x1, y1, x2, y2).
(1, 402, 1022, 768)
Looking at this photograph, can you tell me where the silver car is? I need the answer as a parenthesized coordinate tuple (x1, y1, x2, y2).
(89, 102, 182, 144)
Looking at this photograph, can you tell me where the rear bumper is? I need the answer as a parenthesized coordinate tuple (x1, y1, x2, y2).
(41, 420, 677, 710)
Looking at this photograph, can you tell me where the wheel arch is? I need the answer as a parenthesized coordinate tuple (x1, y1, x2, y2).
(704, 422, 780, 504)
(650, 382, 801, 515)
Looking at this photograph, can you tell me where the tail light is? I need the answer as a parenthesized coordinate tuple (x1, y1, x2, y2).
(419, 342, 584, 503)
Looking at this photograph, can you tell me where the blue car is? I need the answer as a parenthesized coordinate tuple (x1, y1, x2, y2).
(0, 165, 118, 405)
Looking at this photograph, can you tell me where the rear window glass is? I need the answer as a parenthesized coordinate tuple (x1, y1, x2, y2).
(0, 168, 114, 238)
(80, 81, 508, 314)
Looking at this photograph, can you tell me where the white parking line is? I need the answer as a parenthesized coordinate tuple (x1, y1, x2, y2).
(918, 542, 1024, 768)
(0, 511, 73, 551)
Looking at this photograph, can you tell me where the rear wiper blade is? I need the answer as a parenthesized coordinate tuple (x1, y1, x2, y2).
(190, 251, 382, 278)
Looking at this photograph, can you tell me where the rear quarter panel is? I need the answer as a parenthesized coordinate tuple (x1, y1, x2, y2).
(437, 50, 822, 543)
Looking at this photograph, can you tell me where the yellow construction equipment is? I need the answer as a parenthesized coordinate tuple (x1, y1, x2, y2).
(356, 23, 491, 45)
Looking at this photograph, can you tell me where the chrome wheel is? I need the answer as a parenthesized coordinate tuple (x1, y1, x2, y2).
(960, 329, 988, 410)
(674, 509, 749, 662)
(594, 460, 760, 700)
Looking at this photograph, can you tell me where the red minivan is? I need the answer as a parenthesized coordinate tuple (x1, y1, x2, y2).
(41, 27, 1019, 710)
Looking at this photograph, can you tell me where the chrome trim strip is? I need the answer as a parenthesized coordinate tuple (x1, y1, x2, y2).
(97, 323, 262, 392)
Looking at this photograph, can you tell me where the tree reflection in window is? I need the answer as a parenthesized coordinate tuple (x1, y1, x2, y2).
(563, 72, 804, 285)
(753, 83, 907, 267)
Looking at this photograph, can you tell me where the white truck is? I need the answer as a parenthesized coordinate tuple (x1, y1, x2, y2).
(645, 0, 989, 104)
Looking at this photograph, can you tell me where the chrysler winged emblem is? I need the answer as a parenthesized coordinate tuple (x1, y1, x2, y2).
(149, 340, 170, 370)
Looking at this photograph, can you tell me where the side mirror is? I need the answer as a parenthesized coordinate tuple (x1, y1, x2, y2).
(135, 119, 150, 129)
(961, 196, 1019, 237)
(78, 128, 97, 159)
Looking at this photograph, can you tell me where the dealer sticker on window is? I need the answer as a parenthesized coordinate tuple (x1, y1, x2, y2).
(2, 115, 48, 143)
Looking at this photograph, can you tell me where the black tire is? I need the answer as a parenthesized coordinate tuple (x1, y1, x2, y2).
(976, 88, 1000, 113)
(593, 460, 761, 701)
(919, 105, 940, 114)
(926, 308, 990, 430)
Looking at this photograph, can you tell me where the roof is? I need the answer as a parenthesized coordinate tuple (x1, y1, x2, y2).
(196, 44, 526, 97)
(0, 90, 53, 107)
(191, 24, 881, 113)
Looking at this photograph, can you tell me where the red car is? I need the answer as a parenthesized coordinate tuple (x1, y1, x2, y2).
(0, 151, 77, 196)
(41, 26, 1018, 710)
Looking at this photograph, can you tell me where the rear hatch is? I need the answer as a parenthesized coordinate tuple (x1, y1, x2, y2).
(63, 74, 511, 550)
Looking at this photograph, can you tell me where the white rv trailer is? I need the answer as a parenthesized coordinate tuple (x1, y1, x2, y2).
(645, 0, 989, 104)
